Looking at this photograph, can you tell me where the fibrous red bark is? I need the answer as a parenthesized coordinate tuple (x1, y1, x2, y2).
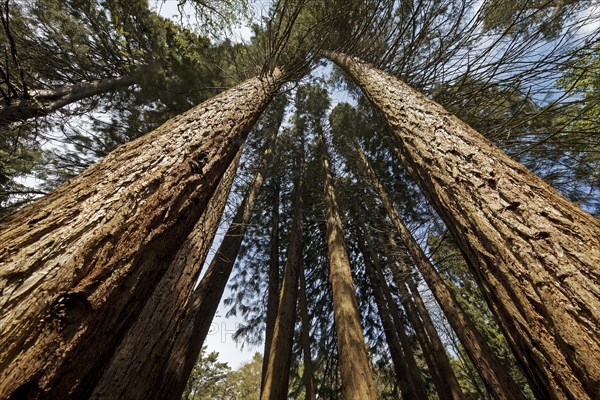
(0, 69, 283, 399)
(327, 51, 600, 400)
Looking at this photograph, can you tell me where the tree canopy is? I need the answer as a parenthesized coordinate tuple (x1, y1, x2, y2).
(0, 0, 598, 399)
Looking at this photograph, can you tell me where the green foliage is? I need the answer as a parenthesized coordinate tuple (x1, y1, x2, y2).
(480, 0, 594, 37)
(183, 346, 232, 400)
(183, 349, 262, 400)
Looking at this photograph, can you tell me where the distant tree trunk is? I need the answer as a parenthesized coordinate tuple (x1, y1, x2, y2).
(376, 262, 429, 400)
(89, 145, 243, 399)
(261, 176, 281, 392)
(381, 233, 465, 400)
(299, 264, 316, 400)
(319, 133, 377, 400)
(355, 228, 417, 400)
(352, 142, 526, 400)
(157, 119, 283, 400)
(327, 51, 600, 400)
(261, 132, 305, 400)
(0, 69, 284, 400)
(0, 71, 142, 125)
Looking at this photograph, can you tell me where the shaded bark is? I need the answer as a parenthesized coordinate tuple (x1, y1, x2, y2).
(89, 145, 243, 399)
(327, 51, 600, 400)
(299, 264, 316, 400)
(261, 132, 305, 400)
(261, 177, 281, 392)
(158, 124, 282, 400)
(351, 141, 526, 400)
(0, 69, 283, 399)
(319, 133, 377, 400)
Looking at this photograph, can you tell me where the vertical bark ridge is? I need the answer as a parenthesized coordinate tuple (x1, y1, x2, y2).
(0, 69, 284, 399)
(326, 51, 600, 399)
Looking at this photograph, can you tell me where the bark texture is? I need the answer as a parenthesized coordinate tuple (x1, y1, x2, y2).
(88, 146, 243, 399)
(353, 143, 526, 400)
(320, 135, 377, 400)
(261, 133, 305, 400)
(0, 69, 283, 399)
(158, 130, 279, 400)
(328, 51, 600, 400)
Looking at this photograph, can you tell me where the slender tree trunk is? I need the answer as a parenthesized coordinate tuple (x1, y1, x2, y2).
(0, 71, 143, 125)
(327, 51, 600, 400)
(319, 133, 377, 400)
(355, 229, 417, 400)
(261, 177, 281, 392)
(157, 120, 282, 400)
(379, 226, 465, 400)
(299, 264, 316, 400)
(0, 69, 283, 399)
(89, 145, 243, 399)
(376, 262, 430, 400)
(352, 142, 526, 400)
(261, 132, 305, 400)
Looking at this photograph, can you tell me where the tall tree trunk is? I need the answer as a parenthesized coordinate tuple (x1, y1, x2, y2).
(157, 122, 282, 400)
(261, 132, 305, 400)
(382, 234, 465, 400)
(0, 70, 145, 125)
(376, 214, 465, 400)
(351, 142, 526, 400)
(375, 261, 430, 400)
(89, 145, 243, 399)
(299, 264, 316, 400)
(319, 133, 377, 400)
(327, 51, 600, 400)
(261, 177, 281, 392)
(355, 228, 417, 400)
(0, 69, 283, 399)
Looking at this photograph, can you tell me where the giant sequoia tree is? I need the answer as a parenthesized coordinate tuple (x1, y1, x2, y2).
(0, 0, 599, 399)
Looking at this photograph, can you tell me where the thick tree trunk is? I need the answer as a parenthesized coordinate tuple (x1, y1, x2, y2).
(261, 177, 281, 392)
(299, 264, 316, 400)
(355, 230, 417, 400)
(327, 51, 600, 400)
(0, 72, 140, 125)
(158, 126, 281, 400)
(89, 146, 243, 399)
(352, 142, 526, 400)
(382, 235, 465, 400)
(320, 134, 377, 400)
(261, 132, 305, 400)
(0, 69, 283, 399)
